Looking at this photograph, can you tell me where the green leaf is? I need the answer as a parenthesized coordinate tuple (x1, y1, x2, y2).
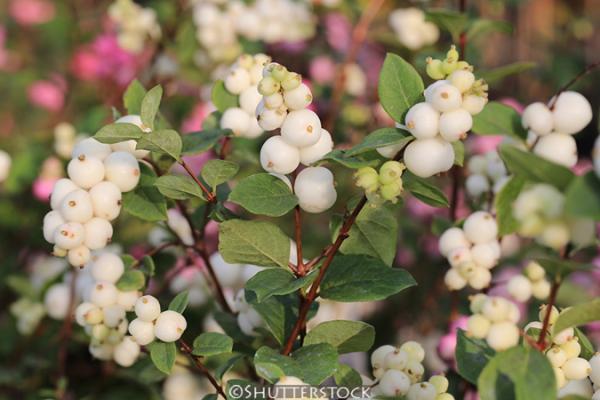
(123, 79, 147, 115)
(340, 205, 399, 265)
(453, 141, 465, 166)
(149, 342, 176, 375)
(122, 164, 168, 222)
(304, 320, 375, 354)
(494, 176, 526, 235)
(201, 159, 239, 190)
(456, 330, 496, 384)
(472, 102, 527, 141)
(254, 344, 339, 385)
(319, 149, 380, 169)
(245, 269, 317, 303)
(478, 62, 537, 85)
(320, 254, 416, 302)
(228, 173, 298, 217)
(212, 80, 239, 112)
(498, 144, 575, 191)
(137, 129, 182, 160)
(552, 298, 600, 336)
(218, 219, 290, 268)
(168, 291, 189, 313)
(192, 332, 233, 357)
(141, 255, 156, 277)
(334, 364, 362, 389)
(378, 53, 424, 123)
(154, 175, 206, 200)
(565, 171, 600, 220)
(478, 346, 556, 400)
(6, 276, 36, 299)
(426, 9, 469, 41)
(182, 130, 228, 156)
(467, 19, 513, 38)
(116, 269, 146, 291)
(94, 123, 143, 144)
(574, 328, 595, 359)
(140, 85, 163, 130)
(346, 128, 413, 157)
(535, 258, 591, 279)
(403, 172, 450, 208)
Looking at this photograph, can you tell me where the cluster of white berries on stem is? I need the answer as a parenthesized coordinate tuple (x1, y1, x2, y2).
(388, 8, 439, 50)
(43, 115, 145, 267)
(256, 61, 336, 213)
(522, 91, 592, 168)
(439, 211, 499, 290)
(466, 294, 520, 351)
(526, 305, 591, 389)
(506, 261, 551, 302)
(512, 183, 595, 250)
(396, 46, 488, 178)
(370, 341, 454, 399)
(220, 53, 271, 138)
(465, 150, 509, 199)
(129, 294, 187, 345)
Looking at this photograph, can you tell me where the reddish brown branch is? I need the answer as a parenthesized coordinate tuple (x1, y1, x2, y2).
(536, 278, 561, 350)
(180, 340, 227, 398)
(179, 159, 216, 202)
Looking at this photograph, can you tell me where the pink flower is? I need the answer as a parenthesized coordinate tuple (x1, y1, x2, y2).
(181, 103, 215, 134)
(9, 0, 55, 26)
(468, 135, 503, 154)
(32, 177, 57, 202)
(437, 315, 468, 363)
(309, 56, 336, 85)
(572, 159, 592, 176)
(27, 80, 65, 112)
(325, 13, 352, 53)
(71, 50, 101, 81)
(500, 97, 524, 114)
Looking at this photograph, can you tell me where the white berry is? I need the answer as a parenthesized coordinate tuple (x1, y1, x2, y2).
(522, 102, 553, 136)
(486, 322, 519, 351)
(154, 310, 187, 342)
(113, 336, 140, 367)
(439, 109, 472, 142)
(54, 222, 85, 250)
(135, 295, 161, 322)
(50, 178, 79, 210)
(220, 107, 251, 136)
(91, 252, 124, 283)
(533, 133, 578, 168)
(404, 102, 440, 139)
(463, 211, 497, 244)
(44, 283, 71, 319)
(104, 151, 140, 192)
(551, 91, 592, 135)
(67, 156, 105, 189)
(43, 210, 66, 243)
(84, 217, 113, 250)
(294, 167, 337, 213)
(89, 181, 122, 220)
(260, 135, 300, 174)
(403, 137, 455, 178)
(128, 318, 156, 345)
(379, 369, 411, 397)
(280, 109, 322, 148)
(283, 83, 313, 110)
(72, 138, 112, 161)
(299, 129, 333, 165)
(426, 82, 462, 112)
(90, 281, 119, 307)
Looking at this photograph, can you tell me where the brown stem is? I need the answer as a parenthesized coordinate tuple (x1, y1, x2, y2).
(56, 269, 79, 399)
(179, 159, 216, 202)
(537, 278, 561, 350)
(548, 61, 600, 109)
(180, 340, 227, 398)
(294, 206, 305, 276)
(131, 242, 177, 269)
(323, 0, 386, 132)
(219, 137, 231, 160)
(281, 196, 368, 355)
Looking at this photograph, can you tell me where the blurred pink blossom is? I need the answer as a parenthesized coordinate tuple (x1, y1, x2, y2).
(9, 0, 55, 26)
(437, 315, 468, 363)
(572, 159, 592, 176)
(464, 390, 480, 400)
(406, 195, 441, 219)
(468, 135, 503, 154)
(309, 56, 336, 85)
(27, 80, 65, 112)
(325, 13, 351, 53)
(181, 103, 215, 134)
(500, 97, 524, 113)
(32, 178, 57, 202)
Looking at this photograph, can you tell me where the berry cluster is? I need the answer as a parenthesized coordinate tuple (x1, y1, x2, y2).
(0, 149, 11, 183)
(397, 46, 488, 178)
(233, 289, 265, 336)
(466, 294, 520, 351)
(257, 62, 336, 213)
(506, 261, 551, 302)
(522, 91, 592, 168)
(43, 116, 144, 267)
(439, 211, 499, 290)
(129, 294, 187, 346)
(465, 150, 509, 199)
(220, 54, 271, 139)
(388, 8, 439, 50)
(107, 0, 161, 54)
(74, 252, 141, 366)
(370, 342, 455, 399)
(354, 161, 406, 205)
(512, 183, 595, 250)
(526, 305, 591, 390)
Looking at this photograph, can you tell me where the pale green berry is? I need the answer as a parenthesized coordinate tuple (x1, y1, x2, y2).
(354, 167, 379, 193)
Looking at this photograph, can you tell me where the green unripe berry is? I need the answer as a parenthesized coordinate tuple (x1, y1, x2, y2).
(281, 72, 302, 91)
(271, 64, 289, 81)
(379, 161, 405, 185)
(258, 77, 281, 96)
(456, 61, 472, 71)
(446, 45, 459, 62)
(380, 181, 403, 203)
(237, 54, 254, 70)
(354, 167, 379, 193)
(442, 59, 458, 75)
(426, 58, 445, 80)
(366, 190, 385, 207)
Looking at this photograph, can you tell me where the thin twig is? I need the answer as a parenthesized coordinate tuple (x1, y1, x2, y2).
(548, 61, 600, 109)
(179, 159, 216, 202)
(180, 340, 227, 398)
(537, 278, 561, 350)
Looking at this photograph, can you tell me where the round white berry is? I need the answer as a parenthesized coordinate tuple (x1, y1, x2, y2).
(54, 222, 85, 250)
(43, 210, 66, 244)
(481, 297, 509, 322)
(468, 267, 492, 290)
(471, 241, 500, 269)
(551, 91, 592, 135)
(154, 310, 187, 342)
(444, 268, 467, 290)
(447, 247, 472, 269)
(466, 174, 490, 197)
(553, 327, 575, 345)
(280, 109, 322, 148)
(113, 336, 140, 367)
(439, 109, 472, 142)
(522, 102, 553, 136)
(44, 283, 71, 320)
(128, 318, 156, 345)
(220, 107, 251, 136)
(406, 382, 437, 400)
(104, 151, 140, 192)
(546, 347, 567, 368)
(68, 245, 91, 267)
(89, 343, 114, 361)
(462, 95, 487, 115)
(463, 211, 497, 244)
(72, 138, 112, 161)
(429, 375, 449, 394)
(405, 359, 425, 382)
(486, 322, 519, 351)
(283, 83, 312, 110)
(370, 344, 395, 369)
(294, 167, 337, 213)
(531, 279, 551, 300)
(243, 117, 264, 139)
(438, 227, 470, 257)
(403, 137, 455, 178)
(89, 181, 122, 221)
(507, 275, 533, 302)
(50, 178, 79, 210)
(426, 82, 462, 112)
(533, 133, 578, 168)
(467, 314, 491, 339)
(558, 379, 594, 398)
(299, 129, 333, 165)
(84, 217, 113, 250)
(224, 67, 251, 95)
(562, 358, 592, 381)
(539, 221, 570, 250)
(401, 341, 425, 363)
(210, 252, 244, 288)
(260, 135, 300, 174)
(90, 281, 118, 307)
(404, 102, 440, 139)
(257, 106, 287, 131)
(135, 295, 161, 322)
(91, 252, 125, 283)
(383, 348, 409, 370)
(75, 302, 99, 326)
(447, 70, 475, 93)
(67, 156, 105, 189)
(117, 290, 139, 311)
(264, 93, 284, 110)
(60, 189, 94, 223)
(589, 353, 600, 383)
(379, 369, 411, 397)
(239, 86, 262, 115)
(103, 304, 126, 328)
